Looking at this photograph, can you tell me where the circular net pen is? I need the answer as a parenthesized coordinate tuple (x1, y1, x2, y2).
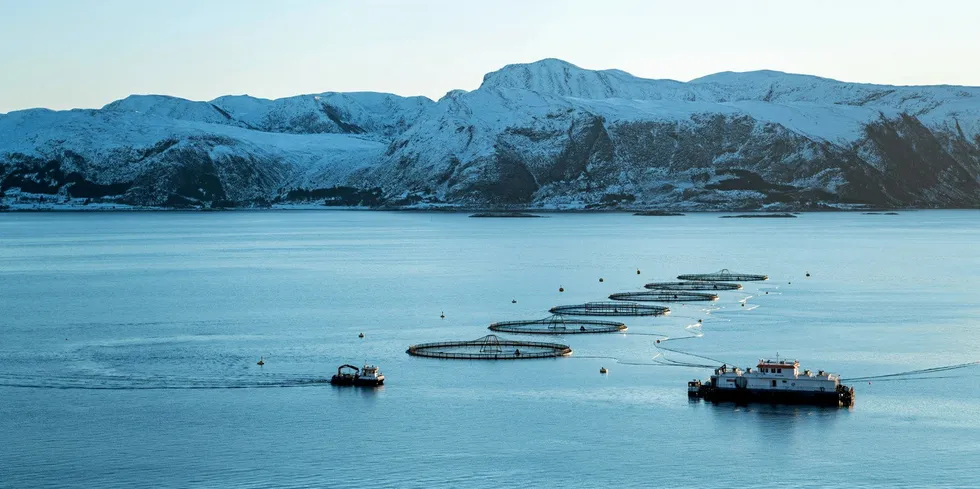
(645, 281, 743, 291)
(676, 269, 768, 282)
(488, 315, 627, 335)
(406, 334, 571, 360)
(609, 291, 719, 302)
(549, 301, 670, 317)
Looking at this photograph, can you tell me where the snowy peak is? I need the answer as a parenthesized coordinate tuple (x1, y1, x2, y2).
(478, 58, 689, 100)
(102, 94, 238, 125)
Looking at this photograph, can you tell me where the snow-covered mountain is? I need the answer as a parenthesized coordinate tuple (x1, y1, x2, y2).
(3, 58, 979, 210)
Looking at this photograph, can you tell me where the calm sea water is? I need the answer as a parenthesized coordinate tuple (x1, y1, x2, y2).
(1, 210, 979, 488)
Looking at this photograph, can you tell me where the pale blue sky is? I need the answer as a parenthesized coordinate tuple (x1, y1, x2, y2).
(2, 0, 978, 113)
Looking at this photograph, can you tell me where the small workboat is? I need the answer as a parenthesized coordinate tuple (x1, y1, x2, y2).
(331, 363, 385, 387)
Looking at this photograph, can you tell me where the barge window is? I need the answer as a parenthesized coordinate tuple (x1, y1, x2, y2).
(771, 380, 777, 387)
(777, 369, 782, 373)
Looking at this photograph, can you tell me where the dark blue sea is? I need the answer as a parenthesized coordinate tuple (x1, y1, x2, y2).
(1, 210, 978, 488)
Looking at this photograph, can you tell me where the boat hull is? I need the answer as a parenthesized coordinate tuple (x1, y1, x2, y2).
(696, 386, 853, 407)
(332, 376, 384, 387)
(353, 377, 384, 387)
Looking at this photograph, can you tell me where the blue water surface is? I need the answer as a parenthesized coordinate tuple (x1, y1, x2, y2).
(1, 210, 978, 488)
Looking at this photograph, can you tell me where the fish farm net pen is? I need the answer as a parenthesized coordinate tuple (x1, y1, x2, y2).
(549, 302, 670, 317)
(608, 291, 719, 302)
(676, 269, 768, 282)
(488, 316, 627, 334)
(406, 334, 572, 360)
(644, 281, 743, 291)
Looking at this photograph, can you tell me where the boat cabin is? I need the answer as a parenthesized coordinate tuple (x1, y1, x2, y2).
(756, 359, 799, 377)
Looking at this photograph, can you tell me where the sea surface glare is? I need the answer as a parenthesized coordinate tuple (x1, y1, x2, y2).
(1, 210, 979, 488)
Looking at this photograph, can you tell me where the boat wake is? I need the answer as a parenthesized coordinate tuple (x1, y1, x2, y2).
(0, 373, 333, 390)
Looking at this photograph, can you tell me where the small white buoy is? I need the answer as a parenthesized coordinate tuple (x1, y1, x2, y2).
(257, 357, 265, 366)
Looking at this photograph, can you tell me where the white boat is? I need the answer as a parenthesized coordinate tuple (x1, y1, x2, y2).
(688, 358, 854, 407)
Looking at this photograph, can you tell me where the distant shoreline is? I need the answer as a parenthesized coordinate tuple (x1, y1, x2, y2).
(0, 205, 960, 215)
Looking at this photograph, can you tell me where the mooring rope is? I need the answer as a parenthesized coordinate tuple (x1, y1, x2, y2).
(844, 361, 980, 382)
(655, 344, 729, 366)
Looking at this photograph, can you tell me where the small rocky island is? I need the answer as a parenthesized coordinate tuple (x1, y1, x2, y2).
(469, 212, 542, 218)
(633, 210, 686, 216)
(720, 213, 798, 218)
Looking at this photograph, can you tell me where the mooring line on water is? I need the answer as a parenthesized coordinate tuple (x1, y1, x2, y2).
(655, 344, 729, 366)
(853, 374, 979, 382)
(844, 361, 980, 382)
(571, 355, 697, 368)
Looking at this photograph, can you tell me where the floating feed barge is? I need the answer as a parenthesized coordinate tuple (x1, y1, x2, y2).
(644, 281, 743, 291)
(677, 269, 768, 282)
(488, 315, 627, 335)
(406, 334, 572, 360)
(608, 291, 718, 302)
(549, 302, 669, 317)
(688, 358, 853, 407)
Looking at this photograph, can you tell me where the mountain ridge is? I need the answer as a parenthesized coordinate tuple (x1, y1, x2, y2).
(2, 59, 979, 211)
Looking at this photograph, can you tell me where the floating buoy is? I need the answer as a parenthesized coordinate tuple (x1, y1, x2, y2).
(788, 282, 791, 285)
(741, 303, 745, 307)
(698, 319, 702, 323)
(511, 299, 517, 304)
(656, 339, 661, 344)
(440, 311, 445, 319)
(599, 367, 608, 374)
(765, 291, 769, 295)
(559, 286, 564, 293)
(257, 357, 265, 366)
(636, 269, 641, 275)
(599, 278, 604, 283)
(358, 332, 364, 338)
(806, 272, 811, 277)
